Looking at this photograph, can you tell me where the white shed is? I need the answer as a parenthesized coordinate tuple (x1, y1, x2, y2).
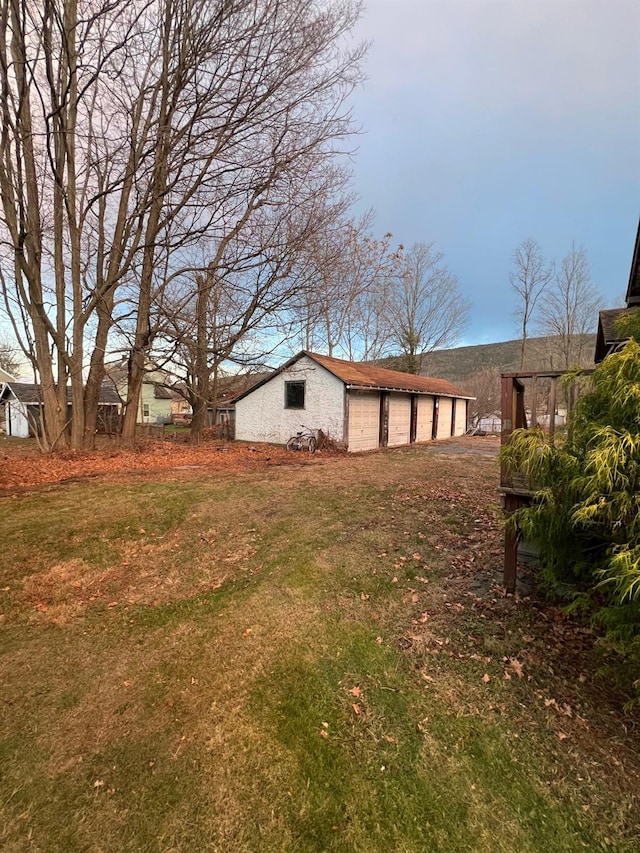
(234, 351, 473, 452)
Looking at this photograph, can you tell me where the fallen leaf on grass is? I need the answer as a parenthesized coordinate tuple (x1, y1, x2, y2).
(351, 703, 362, 716)
(482, 673, 490, 683)
(242, 628, 253, 638)
(319, 729, 329, 739)
(360, 592, 370, 601)
(509, 658, 524, 678)
(349, 686, 362, 698)
(411, 591, 419, 604)
(556, 731, 569, 740)
(383, 735, 396, 743)
(93, 779, 104, 789)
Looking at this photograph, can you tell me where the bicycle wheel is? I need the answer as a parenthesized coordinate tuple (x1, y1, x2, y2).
(307, 436, 317, 453)
(286, 436, 299, 451)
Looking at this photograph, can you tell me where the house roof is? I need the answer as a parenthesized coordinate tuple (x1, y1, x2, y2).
(594, 307, 639, 363)
(626, 218, 640, 307)
(233, 351, 473, 402)
(2, 382, 120, 405)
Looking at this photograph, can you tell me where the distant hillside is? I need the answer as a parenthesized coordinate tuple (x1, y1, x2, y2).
(382, 335, 597, 385)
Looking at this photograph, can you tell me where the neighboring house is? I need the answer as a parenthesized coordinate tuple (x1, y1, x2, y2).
(234, 351, 473, 452)
(595, 218, 640, 362)
(104, 362, 180, 425)
(0, 367, 16, 433)
(0, 382, 120, 438)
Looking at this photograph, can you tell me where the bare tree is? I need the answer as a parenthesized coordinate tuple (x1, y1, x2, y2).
(0, 336, 21, 376)
(538, 244, 600, 370)
(462, 366, 500, 428)
(0, 0, 365, 450)
(291, 211, 400, 361)
(510, 238, 553, 368)
(389, 242, 470, 374)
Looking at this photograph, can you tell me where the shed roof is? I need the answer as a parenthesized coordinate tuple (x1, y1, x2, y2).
(2, 382, 120, 405)
(233, 351, 473, 402)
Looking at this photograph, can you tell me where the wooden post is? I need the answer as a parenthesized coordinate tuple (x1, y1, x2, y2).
(530, 377, 537, 428)
(549, 377, 557, 441)
(503, 493, 520, 594)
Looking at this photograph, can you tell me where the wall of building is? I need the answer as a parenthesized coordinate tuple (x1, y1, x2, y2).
(235, 355, 345, 445)
(7, 400, 30, 437)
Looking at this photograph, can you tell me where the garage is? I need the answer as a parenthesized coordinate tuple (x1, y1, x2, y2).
(347, 390, 380, 452)
(436, 397, 453, 439)
(416, 395, 435, 442)
(234, 350, 472, 452)
(387, 393, 411, 446)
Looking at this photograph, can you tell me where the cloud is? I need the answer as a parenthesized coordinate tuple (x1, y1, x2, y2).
(357, 0, 640, 120)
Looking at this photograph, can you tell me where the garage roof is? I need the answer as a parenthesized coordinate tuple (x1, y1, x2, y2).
(233, 351, 473, 401)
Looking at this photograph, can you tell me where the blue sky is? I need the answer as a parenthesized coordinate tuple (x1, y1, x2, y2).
(349, 0, 640, 344)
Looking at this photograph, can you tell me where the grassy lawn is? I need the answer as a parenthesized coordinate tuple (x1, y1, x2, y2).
(1, 440, 638, 851)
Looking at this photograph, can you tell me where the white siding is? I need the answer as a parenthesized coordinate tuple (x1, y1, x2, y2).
(436, 397, 453, 439)
(348, 391, 379, 452)
(7, 400, 29, 438)
(416, 395, 434, 442)
(388, 394, 411, 446)
(454, 399, 468, 436)
(235, 355, 344, 445)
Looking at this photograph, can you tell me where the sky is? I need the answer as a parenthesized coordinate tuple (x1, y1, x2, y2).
(348, 0, 640, 344)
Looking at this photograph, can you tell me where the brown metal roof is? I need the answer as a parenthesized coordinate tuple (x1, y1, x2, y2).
(307, 352, 472, 397)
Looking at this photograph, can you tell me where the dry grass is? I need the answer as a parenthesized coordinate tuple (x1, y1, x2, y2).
(1, 437, 639, 852)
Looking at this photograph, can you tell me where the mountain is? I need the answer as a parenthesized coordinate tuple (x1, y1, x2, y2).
(381, 335, 597, 385)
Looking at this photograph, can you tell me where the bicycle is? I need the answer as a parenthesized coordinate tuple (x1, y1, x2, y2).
(286, 424, 317, 453)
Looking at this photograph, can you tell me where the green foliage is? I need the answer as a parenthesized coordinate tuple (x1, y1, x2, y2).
(501, 339, 640, 697)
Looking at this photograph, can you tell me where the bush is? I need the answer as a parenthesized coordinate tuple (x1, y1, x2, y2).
(500, 334, 640, 700)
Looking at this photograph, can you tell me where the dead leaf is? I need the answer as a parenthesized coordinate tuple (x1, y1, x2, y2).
(383, 735, 396, 743)
(348, 686, 362, 698)
(319, 729, 329, 739)
(482, 673, 490, 683)
(93, 779, 104, 789)
(509, 658, 524, 678)
(412, 553, 422, 560)
(375, 637, 383, 644)
(360, 592, 370, 601)
(556, 731, 568, 740)
(351, 703, 362, 715)
(242, 628, 253, 638)
(411, 591, 419, 604)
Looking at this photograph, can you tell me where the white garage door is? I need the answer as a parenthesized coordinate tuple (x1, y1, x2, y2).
(388, 394, 411, 446)
(348, 391, 380, 452)
(416, 396, 434, 442)
(437, 397, 453, 439)
(454, 399, 467, 435)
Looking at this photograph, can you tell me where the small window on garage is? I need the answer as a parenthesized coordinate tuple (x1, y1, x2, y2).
(284, 380, 305, 409)
(143, 403, 150, 419)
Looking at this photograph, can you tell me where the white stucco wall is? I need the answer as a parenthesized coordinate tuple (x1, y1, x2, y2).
(235, 356, 345, 445)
